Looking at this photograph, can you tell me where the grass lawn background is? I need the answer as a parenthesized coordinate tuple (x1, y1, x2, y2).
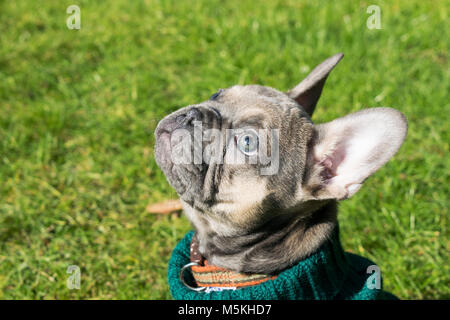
(0, 0, 448, 299)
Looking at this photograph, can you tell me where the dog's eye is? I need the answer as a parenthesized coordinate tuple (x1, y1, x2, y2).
(237, 129, 258, 155)
(210, 89, 224, 100)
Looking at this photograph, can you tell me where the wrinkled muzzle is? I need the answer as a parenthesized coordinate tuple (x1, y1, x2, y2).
(154, 106, 220, 203)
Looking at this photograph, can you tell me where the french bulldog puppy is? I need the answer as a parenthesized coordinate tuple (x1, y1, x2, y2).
(154, 53, 407, 274)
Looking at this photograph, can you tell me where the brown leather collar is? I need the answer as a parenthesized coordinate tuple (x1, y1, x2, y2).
(189, 234, 277, 289)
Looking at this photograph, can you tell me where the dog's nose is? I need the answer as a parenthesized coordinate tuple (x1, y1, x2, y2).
(175, 108, 203, 127)
(156, 107, 204, 138)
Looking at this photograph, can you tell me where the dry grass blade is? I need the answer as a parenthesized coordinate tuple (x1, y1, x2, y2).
(146, 199, 183, 214)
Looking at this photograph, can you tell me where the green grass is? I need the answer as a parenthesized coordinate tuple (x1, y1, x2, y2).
(0, 0, 448, 299)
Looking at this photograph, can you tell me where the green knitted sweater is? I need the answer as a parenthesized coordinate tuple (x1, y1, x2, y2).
(168, 226, 398, 300)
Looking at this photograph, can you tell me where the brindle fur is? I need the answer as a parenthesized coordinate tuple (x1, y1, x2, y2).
(154, 54, 407, 273)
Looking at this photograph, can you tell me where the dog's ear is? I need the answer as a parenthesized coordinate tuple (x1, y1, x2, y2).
(307, 108, 408, 200)
(288, 53, 344, 117)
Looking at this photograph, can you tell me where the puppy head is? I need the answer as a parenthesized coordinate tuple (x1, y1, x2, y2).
(154, 54, 408, 239)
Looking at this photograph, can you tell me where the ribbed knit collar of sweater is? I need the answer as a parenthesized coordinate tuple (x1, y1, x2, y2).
(168, 225, 398, 300)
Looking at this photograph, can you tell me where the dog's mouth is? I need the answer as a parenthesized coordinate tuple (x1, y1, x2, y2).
(154, 106, 221, 202)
